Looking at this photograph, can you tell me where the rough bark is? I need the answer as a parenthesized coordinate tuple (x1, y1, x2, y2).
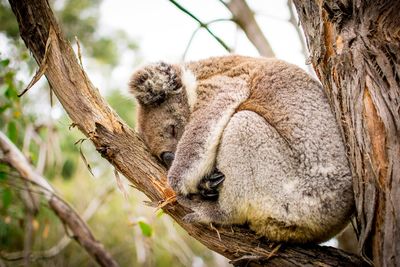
(7, 0, 365, 265)
(293, 1, 400, 266)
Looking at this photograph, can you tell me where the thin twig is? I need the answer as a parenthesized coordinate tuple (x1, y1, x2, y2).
(75, 36, 84, 67)
(217, 0, 228, 8)
(0, 131, 119, 267)
(74, 138, 94, 176)
(168, 0, 231, 52)
(23, 212, 33, 267)
(287, 0, 316, 76)
(0, 182, 115, 262)
(182, 18, 233, 60)
(18, 27, 54, 97)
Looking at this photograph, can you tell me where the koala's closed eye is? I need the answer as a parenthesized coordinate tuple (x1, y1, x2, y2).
(167, 124, 177, 138)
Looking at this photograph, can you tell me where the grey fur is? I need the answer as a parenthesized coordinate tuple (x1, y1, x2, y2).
(129, 62, 182, 106)
(129, 55, 354, 244)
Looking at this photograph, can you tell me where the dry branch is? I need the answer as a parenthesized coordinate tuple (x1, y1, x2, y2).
(224, 0, 275, 57)
(286, 0, 315, 77)
(0, 183, 115, 262)
(0, 132, 119, 267)
(7, 0, 365, 265)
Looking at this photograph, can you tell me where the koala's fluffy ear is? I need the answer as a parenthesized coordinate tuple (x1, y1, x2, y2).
(129, 62, 182, 106)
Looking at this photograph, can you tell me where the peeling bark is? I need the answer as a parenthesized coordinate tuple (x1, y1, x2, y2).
(293, 1, 400, 266)
(7, 0, 366, 265)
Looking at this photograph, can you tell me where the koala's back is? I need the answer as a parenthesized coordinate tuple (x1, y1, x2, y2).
(200, 56, 354, 243)
(217, 110, 353, 243)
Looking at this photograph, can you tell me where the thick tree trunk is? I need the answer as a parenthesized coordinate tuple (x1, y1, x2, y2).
(8, 0, 366, 265)
(293, 1, 400, 266)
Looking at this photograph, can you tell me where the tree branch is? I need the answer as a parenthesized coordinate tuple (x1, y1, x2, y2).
(224, 0, 275, 57)
(7, 0, 365, 265)
(182, 18, 233, 60)
(168, 0, 231, 52)
(0, 182, 115, 262)
(0, 131, 119, 267)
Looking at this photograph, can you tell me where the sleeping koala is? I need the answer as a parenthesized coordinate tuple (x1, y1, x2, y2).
(129, 55, 354, 244)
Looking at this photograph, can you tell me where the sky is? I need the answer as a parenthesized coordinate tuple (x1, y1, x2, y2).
(97, 0, 310, 92)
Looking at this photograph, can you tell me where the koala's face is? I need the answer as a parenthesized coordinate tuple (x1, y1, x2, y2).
(136, 94, 189, 168)
(130, 62, 191, 168)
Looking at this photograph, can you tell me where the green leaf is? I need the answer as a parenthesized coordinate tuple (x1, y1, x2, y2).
(61, 159, 76, 180)
(0, 84, 7, 95)
(0, 103, 11, 113)
(0, 59, 10, 68)
(0, 172, 6, 181)
(138, 221, 153, 237)
(5, 85, 19, 101)
(7, 121, 18, 143)
(91, 38, 118, 66)
(156, 210, 164, 218)
(4, 71, 15, 83)
(2, 188, 12, 210)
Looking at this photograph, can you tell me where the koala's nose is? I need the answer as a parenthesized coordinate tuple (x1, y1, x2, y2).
(160, 152, 174, 169)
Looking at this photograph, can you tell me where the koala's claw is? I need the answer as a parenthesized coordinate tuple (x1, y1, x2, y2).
(207, 171, 225, 188)
(199, 189, 219, 199)
(198, 170, 225, 200)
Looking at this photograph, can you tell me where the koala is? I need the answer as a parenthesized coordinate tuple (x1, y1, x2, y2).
(129, 55, 354, 244)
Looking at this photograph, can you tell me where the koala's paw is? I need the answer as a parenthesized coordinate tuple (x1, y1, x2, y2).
(197, 169, 225, 200)
(183, 212, 206, 224)
(167, 174, 181, 194)
(176, 195, 199, 208)
(177, 196, 209, 224)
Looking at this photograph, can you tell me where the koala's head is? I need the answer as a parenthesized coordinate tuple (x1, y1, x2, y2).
(129, 62, 191, 168)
